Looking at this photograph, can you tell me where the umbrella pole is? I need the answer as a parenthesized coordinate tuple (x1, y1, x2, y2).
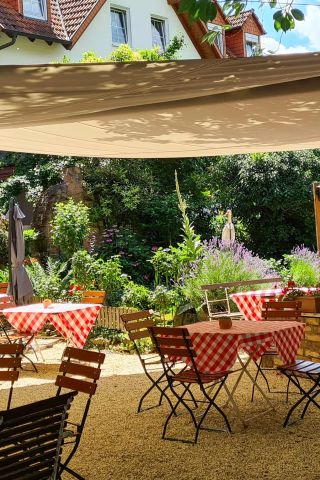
(8, 198, 15, 289)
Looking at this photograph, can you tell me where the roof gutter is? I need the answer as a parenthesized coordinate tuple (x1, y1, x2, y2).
(0, 34, 17, 51)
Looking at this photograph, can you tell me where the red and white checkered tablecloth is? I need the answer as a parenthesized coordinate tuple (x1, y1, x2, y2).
(3, 303, 102, 349)
(184, 320, 305, 374)
(230, 289, 283, 321)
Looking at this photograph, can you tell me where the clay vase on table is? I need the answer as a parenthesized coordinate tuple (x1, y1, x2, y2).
(218, 317, 232, 329)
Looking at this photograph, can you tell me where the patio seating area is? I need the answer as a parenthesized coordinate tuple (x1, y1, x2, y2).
(1, 345, 320, 480)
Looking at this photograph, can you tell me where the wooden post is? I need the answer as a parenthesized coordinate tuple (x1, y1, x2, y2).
(313, 182, 320, 253)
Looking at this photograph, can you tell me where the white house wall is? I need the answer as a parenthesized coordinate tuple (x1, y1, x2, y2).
(0, 1, 200, 65)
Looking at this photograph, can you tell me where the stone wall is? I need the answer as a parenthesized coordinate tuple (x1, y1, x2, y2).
(32, 166, 91, 254)
(297, 313, 320, 361)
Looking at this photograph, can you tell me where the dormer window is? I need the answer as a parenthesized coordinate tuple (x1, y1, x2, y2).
(23, 0, 47, 21)
(207, 23, 224, 55)
(245, 33, 260, 56)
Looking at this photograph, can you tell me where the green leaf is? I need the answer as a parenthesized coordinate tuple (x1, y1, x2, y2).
(206, 2, 217, 21)
(202, 31, 218, 45)
(281, 14, 295, 32)
(273, 10, 283, 21)
(273, 19, 282, 32)
(179, 0, 194, 13)
(291, 8, 305, 21)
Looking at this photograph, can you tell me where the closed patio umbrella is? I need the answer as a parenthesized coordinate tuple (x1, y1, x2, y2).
(6, 198, 33, 305)
(221, 209, 235, 244)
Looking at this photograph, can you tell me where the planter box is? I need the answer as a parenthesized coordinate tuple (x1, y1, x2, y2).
(297, 296, 320, 313)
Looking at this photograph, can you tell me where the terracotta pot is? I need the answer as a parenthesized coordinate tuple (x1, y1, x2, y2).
(297, 296, 320, 313)
(219, 317, 232, 329)
(42, 299, 52, 308)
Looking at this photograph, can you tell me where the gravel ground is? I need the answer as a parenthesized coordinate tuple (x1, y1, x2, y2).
(1, 346, 320, 480)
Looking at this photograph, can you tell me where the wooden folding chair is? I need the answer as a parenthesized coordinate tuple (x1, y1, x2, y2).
(149, 326, 231, 444)
(0, 296, 39, 372)
(82, 290, 106, 304)
(0, 343, 23, 410)
(55, 346, 105, 479)
(0, 391, 77, 480)
(121, 310, 176, 413)
(251, 300, 302, 402)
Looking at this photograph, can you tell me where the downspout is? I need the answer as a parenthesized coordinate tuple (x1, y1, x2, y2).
(0, 34, 17, 51)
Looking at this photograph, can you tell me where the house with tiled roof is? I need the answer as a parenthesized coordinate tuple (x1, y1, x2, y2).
(0, 1, 265, 64)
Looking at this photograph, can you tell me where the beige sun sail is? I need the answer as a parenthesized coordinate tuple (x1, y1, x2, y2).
(0, 51, 320, 158)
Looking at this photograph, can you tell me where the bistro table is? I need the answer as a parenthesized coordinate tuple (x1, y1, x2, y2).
(184, 319, 305, 423)
(2, 303, 102, 349)
(230, 288, 283, 321)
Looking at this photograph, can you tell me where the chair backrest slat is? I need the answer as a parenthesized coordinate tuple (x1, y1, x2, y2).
(262, 300, 302, 321)
(64, 346, 105, 364)
(59, 361, 101, 380)
(0, 343, 23, 410)
(55, 375, 97, 395)
(149, 326, 196, 359)
(121, 310, 155, 345)
(82, 290, 106, 305)
(0, 344, 24, 356)
(201, 277, 282, 290)
(128, 330, 150, 341)
(0, 371, 19, 382)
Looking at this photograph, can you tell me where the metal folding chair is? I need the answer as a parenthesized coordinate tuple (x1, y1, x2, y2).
(121, 310, 176, 413)
(55, 346, 105, 480)
(0, 343, 23, 410)
(149, 326, 231, 444)
(251, 300, 302, 402)
(278, 360, 320, 427)
(0, 391, 77, 480)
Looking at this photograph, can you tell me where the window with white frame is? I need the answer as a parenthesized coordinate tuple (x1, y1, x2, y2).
(245, 33, 260, 57)
(23, 0, 47, 20)
(111, 7, 128, 45)
(151, 17, 166, 51)
(207, 23, 224, 55)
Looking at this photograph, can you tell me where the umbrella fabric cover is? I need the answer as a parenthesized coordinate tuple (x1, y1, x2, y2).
(6, 203, 33, 305)
(0, 52, 319, 157)
(221, 223, 235, 243)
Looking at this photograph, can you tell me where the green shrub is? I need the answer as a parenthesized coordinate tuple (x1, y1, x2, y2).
(51, 199, 90, 258)
(26, 258, 70, 300)
(284, 246, 320, 287)
(0, 220, 8, 267)
(121, 281, 151, 309)
(24, 228, 39, 257)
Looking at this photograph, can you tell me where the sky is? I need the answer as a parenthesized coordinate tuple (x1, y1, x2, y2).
(244, 0, 320, 54)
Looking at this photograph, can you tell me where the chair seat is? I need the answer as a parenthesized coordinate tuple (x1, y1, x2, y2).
(278, 359, 320, 375)
(172, 368, 229, 384)
(210, 312, 242, 320)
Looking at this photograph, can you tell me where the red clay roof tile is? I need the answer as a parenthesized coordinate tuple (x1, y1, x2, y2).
(0, 0, 106, 46)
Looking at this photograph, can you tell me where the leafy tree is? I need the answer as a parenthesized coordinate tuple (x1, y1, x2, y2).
(209, 150, 320, 257)
(179, 0, 305, 40)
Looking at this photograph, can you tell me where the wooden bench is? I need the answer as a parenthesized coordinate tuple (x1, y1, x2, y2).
(201, 277, 282, 320)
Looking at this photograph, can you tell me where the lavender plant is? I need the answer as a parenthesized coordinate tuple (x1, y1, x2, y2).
(180, 239, 276, 309)
(284, 246, 320, 287)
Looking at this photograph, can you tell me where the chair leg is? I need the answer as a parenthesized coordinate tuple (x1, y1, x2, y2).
(62, 464, 85, 480)
(282, 374, 320, 427)
(162, 383, 198, 441)
(301, 386, 320, 419)
(138, 368, 176, 413)
(251, 359, 271, 402)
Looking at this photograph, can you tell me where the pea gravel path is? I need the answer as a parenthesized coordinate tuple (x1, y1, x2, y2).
(1, 347, 319, 480)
